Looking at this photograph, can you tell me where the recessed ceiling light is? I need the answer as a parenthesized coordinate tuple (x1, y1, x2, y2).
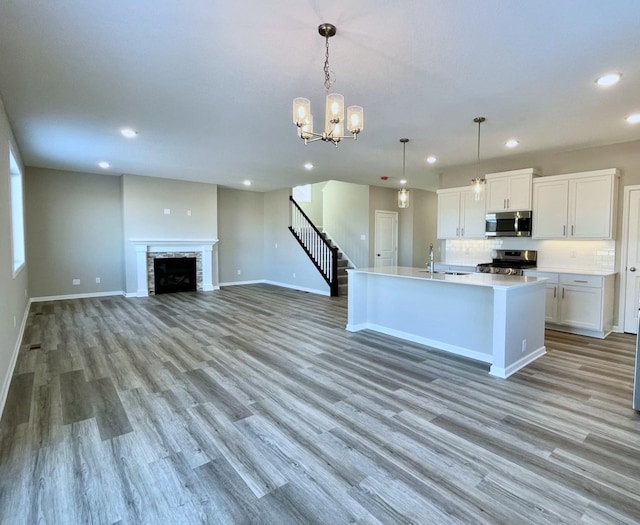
(426, 156, 437, 164)
(505, 139, 519, 148)
(596, 73, 622, 87)
(120, 128, 138, 138)
(304, 162, 314, 170)
(98, 161, 110, 169)
(243, 180, 252, 186)
(626, 113, 640, 124)
(399, 179, 407, 185)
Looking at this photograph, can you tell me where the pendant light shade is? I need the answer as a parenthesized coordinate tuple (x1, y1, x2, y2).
(398, 138, 410, 209)
(471, 117, 486, 201)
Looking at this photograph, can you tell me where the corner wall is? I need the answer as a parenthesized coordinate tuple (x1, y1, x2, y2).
(0, 96, 29, 416)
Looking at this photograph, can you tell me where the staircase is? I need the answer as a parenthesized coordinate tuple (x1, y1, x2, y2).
(288, 196, 352, 297)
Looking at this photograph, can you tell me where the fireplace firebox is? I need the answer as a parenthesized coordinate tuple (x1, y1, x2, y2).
(153, 257, 197, 295)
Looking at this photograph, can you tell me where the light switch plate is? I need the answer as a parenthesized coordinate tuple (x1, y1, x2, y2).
(164, 208, 171, 215)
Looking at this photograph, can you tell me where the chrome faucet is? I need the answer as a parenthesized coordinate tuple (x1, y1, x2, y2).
(428, 243, 434, 273)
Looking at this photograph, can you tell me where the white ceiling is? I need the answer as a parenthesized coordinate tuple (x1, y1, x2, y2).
(1, 0, 639, 192)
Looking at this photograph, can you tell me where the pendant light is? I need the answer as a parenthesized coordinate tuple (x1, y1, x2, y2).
(398, 138, 410, 209)
(471, 117, 486, 201)
(292, 24, 364, 147)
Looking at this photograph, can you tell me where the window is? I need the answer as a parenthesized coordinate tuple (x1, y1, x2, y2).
(9, 146, 25, 276)
(293, 184, 312, 202)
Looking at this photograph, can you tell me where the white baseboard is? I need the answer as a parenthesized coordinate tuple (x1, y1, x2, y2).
(489, 346, 546, 379)
(0, 299, 31, 420)
(346, 321, 493, 364)
(220, 279, 329, 296)
(31, 290, 125, 302)
(219, 279, 266, 287)
(263, 280, 330, 296)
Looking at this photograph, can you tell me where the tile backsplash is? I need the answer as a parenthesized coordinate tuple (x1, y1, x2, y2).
(443, 238, 615, 271)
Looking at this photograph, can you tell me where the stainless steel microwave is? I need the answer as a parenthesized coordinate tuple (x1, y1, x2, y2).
(485, 211, 532, 237)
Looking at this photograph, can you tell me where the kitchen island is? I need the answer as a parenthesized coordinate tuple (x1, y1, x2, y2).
(346, 267, 548, 378)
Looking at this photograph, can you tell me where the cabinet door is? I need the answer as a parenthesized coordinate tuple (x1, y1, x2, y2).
(437, 192, 461, 239)
(532, 179, 569, 238)
(486, 177, 509, 212)
(545, 284, 559, 322)
(460, 190, 486, 238)
(506, 173, 532, 211)
(559, 285, 602, 330)
(568, 175, 614, 239)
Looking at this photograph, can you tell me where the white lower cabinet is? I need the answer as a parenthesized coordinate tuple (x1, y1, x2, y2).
(524, 271, 615, 338)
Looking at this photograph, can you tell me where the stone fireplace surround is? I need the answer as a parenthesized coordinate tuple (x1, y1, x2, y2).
(131, 239, 218, 297)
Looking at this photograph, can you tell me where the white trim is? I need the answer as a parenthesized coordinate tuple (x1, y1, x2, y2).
(31, 290, 125, 303)
(0, 299, 31, 419)
(262, 280, 330, 296)
(346, 322, 493, 364)
(489, 346, 546, 379)
(618, 184, 640, 334)
(321, 231, 356, 269)
(130, 239, 219, 297)
(219, 279, 266, 287)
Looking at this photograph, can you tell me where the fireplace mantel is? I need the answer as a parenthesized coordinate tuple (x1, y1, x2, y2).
(131, 239, 219, 297)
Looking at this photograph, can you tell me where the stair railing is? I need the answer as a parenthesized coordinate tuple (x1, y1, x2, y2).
(288, 195, 339, 296)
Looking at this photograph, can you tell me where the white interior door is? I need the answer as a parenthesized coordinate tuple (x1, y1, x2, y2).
(623, 188, 640, 333)
(374, 210, 398, 267)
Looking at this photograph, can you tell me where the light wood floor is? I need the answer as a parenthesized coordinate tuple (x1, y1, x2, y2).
(1, 284, 639, 524)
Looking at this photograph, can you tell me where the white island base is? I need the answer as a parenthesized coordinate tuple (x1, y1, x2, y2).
(346, 267, 548, 378)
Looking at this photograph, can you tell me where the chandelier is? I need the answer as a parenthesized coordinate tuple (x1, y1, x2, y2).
(471, 116, 486, 201)
(398, 138, 410, 209)
(292, 23, 364, 146)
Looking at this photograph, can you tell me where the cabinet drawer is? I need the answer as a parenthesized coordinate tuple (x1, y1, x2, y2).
(524, 271, 558, 283)
(559, 274, 603, 288)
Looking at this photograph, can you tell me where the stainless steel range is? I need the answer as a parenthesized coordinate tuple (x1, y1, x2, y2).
(476, 249, 537, 276)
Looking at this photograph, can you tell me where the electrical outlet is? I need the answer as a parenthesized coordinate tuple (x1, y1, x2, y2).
(237, 269, 241, 275)
(96, 277, 101, 284)
(360, 234, 366, 241)
(522, 339, 527, 353)
(187, 210, 192, 217)
(72, 279, 80, 285)
(275, 243, 278, 249)
(293, 272, 296, 278)
(164, 208, 171, 215)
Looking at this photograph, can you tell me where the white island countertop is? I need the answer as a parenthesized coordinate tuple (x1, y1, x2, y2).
(346, 266, 547, 379)
(350, 266, 548, 289)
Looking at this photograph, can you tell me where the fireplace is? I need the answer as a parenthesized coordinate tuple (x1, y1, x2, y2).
(154, 257, 197, 294)
(131, 239, 218, 297)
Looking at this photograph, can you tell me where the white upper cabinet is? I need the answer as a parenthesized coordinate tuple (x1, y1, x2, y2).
(532, 168, 619, 240)
(485, 168, 540, 212)
(437, 187, 485, 239)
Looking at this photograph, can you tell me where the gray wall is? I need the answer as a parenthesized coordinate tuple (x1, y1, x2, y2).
(122, 175, 218, 294)
(25, 168, 124, 297)
(323, 181, 370, 268)
(411, 189, 439, 267)
(217, 187, 265, 284)
(263, 188, 329, 293)
(0, 97, 29, 415)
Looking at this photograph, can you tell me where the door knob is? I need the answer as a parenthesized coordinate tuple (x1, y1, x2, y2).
(377, 253, 380, 256)
(631, 267, 637, 272)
